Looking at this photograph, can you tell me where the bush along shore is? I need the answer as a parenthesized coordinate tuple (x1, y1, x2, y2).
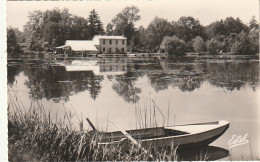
(7, 6, 259, 56)
(9, 97, 196, 161)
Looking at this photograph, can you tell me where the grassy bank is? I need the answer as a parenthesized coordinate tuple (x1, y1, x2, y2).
(8, 97, 186, 161)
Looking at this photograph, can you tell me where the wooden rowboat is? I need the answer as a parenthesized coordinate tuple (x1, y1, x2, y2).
(98, 120, 229, 151)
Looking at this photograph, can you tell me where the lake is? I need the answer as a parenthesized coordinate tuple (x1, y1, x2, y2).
(7, 54, 260, 160)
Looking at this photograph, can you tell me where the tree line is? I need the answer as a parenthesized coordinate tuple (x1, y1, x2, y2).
(7, 6, 259, 55)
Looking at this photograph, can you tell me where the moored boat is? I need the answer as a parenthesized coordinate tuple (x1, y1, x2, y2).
(98, 120, 229, 151)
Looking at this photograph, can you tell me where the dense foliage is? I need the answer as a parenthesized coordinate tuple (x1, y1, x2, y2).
(7, 27, 22, 55)
(192, 36, 206, 54)
(21, 8, 104, 51)
(144, 17, 175, 52)
(8, 7, 259, 55)
(160, 36, 187, 55)
(110, 6, 141, 51)
(88, 10, 104, 38)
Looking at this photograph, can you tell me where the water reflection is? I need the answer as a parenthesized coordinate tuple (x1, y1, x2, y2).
(206, 62, 259, 91)
(7, 55, 259, 103)
(8, 61, 103, 102)
(7, 55, 259, 160)
(112, 72, 142, 103)
(177, 145, 229, 161)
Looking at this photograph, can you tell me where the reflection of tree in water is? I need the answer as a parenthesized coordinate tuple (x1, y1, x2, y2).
(148, 72, 174, 92)
(7, 58, 26, 86)
(88, 76, 102, 100)
(177, 75, 202, 92)
(8, 66, 20, 87)
(147, 57, 205, 92)
(8, 61, 103, 102)
(7, 56, 260, 103)
(112, 72, 142, 103)
(148, 71, 203, 92)
(206, 62, 259, 91)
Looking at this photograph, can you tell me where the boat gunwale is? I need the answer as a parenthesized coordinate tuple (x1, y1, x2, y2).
(142, 120, 229, 142)
(99, 120, 230, 144)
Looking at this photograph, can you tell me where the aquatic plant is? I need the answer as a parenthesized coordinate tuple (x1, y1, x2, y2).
(8, 94, 208, 161)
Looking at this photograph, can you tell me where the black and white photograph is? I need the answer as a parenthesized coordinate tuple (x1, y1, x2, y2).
(3, 0, 260, 161)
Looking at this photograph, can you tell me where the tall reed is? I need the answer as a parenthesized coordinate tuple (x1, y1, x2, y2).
(8, 94, 207, 161)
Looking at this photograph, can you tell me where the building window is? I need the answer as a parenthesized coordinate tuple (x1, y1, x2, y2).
(122, 40, 125, 45)
(116, 48, 118, 53)
(116, 40, 118, 45)
(103, 39, 105, 45)
(109, 48, 112, 53)
(110, 39, 112, 45)
(103, 48, 105, 53)
(122, 48, 124, 53)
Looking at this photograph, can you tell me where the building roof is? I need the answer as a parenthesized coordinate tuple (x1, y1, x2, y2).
(93, 35, 127, 40)
(65, 40, 98, 51)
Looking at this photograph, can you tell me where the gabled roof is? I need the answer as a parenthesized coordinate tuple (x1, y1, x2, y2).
(93, 35, 127, 40)
(65, 40, 98, 51)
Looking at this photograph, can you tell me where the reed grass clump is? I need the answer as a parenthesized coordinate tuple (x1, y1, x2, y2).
(8, 97, 203, 161)
(8, 98, 177, 161)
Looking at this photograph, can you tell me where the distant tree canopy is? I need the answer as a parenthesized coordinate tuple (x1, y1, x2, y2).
(206, 17, 248, 39)
(160, 36, 187, 55)
(12, 6, 258, 55)
(206, 37, 223, 54)
(145, 17, 174, 52)
(87, 9, 104, 38)
(109, 6, 141, 51)
(192, 36, 206, 54)
(249, 16, 259, 29)
(24, 8, 104, 51)
(106, 23, 114, 36)
(7, 27, 22, 55)
(173, 16, 206, 42)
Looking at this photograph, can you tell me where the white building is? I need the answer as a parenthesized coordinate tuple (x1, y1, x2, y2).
(92, 35, 127, 54)
(56, 35, 127, 55)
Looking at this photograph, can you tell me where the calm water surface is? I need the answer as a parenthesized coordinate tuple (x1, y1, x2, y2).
(8, 54, 260, 160)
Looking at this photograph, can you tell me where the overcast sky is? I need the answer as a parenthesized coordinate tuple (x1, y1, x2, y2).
(7, 0, 259, 31)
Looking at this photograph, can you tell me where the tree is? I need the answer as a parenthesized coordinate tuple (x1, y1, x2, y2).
(106, 23, 114, 35)
(206, 20, 225, 38)
(206, 38, 223, 54)
(70, 15, 89, 40)
(7, 27, 21, 55)
(24, 8, 73, 51)
(223, 17, 248, 34)
(131, 26, 146, 52)
(229, 31, 249, 54)
(247, 27, 259, 54)
(13, 28, 26, 43)
(24, 8, 94, 51)
(87, 9, 104, 39)
(192, 36, 205, 54)
(249, 16, 259, 29)
(160, 36, 187, 56)
(173, 16, 206, 42)
(111, 6, 141, 44)
(145, 17, 174, 52)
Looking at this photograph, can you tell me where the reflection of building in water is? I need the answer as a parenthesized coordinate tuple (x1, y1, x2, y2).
(59, 58, 128, 76)
(98, 58, 127, 76)
(64, 60, 100, 74)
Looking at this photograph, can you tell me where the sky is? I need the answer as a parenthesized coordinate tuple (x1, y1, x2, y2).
(6, 0, 260, 31)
